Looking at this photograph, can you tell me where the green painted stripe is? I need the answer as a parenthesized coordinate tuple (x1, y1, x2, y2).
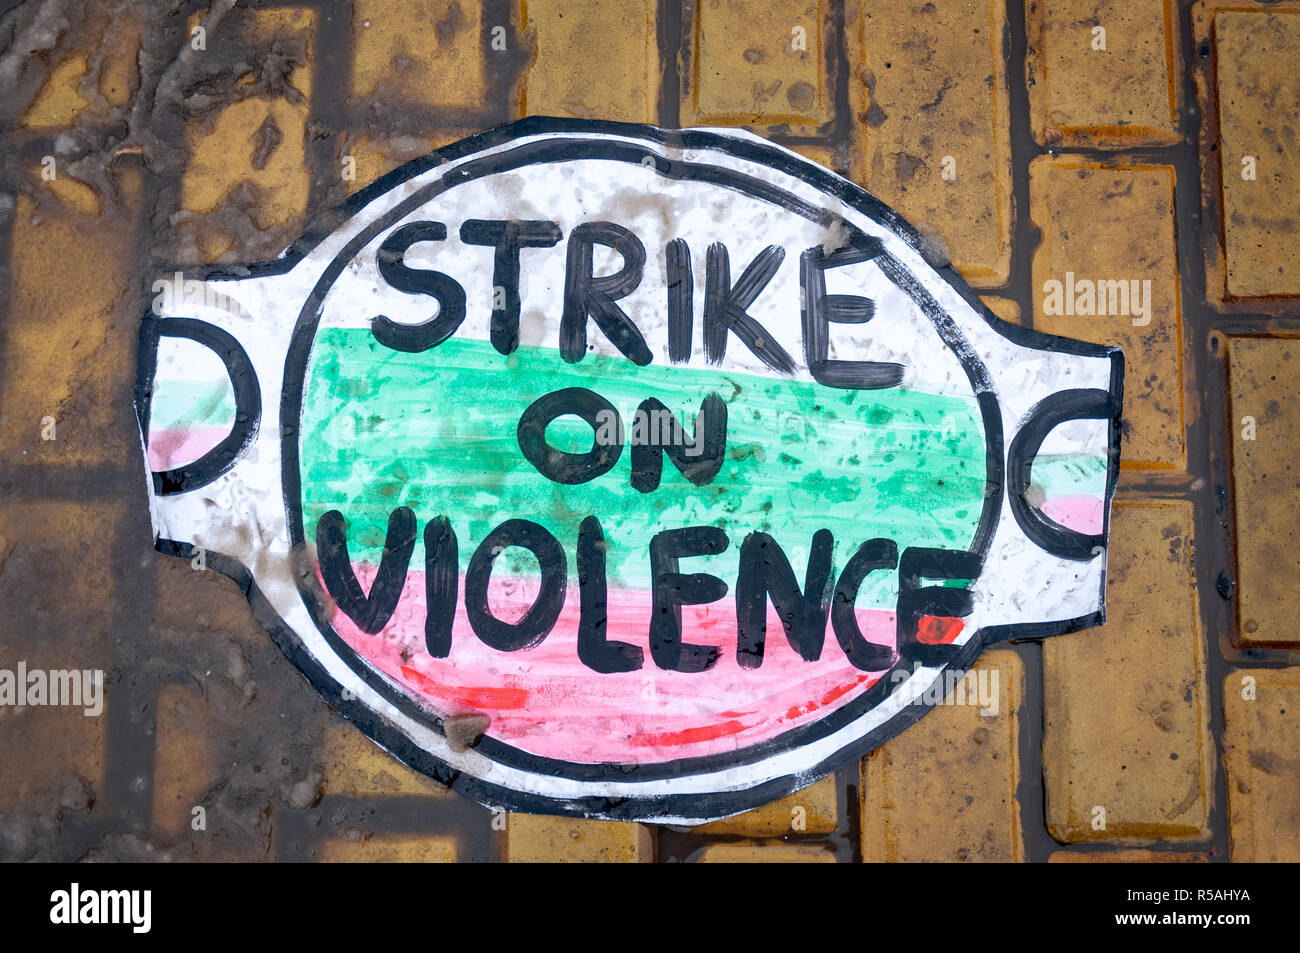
(1030, 453, 1107, 499)
(150, 378, 236, 432)
(300, 331, 988, 609)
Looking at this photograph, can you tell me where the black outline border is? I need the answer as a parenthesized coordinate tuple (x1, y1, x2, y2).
(135, 317, 262, 496)
(135, 117, 1124, 821)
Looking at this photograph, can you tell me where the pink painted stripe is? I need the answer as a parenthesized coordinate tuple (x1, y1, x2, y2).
(1041, 495, 1105, 535)
(147, 426, 228, 472)
(322, 565, 918, 765)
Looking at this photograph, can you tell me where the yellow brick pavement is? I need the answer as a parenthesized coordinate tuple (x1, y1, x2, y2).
(0, 0, 1296, 864)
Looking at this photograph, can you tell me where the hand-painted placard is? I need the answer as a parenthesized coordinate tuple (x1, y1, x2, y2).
(135, 118, 1123, 824)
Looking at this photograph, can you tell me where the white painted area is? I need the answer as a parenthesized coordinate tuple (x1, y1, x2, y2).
(140, 126, 1118, 822)
(154, 334, 229, 387)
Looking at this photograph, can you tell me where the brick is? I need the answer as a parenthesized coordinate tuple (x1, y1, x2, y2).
(0, 505, 116, 821)
(688, 0, 829, 131)
(1026, 0, 1180, 147)
(21, 55, 92, 129)
(0, 508, 114, 819)
(1228, 338, 1300, 645)
(99, 15, 141, 108)
(351, 0, 486, 109)
(318, 835, 457, 862)
(148, 558, 270, 652)
(342, 132, 470, 195)
(521, 0, 658, 123)
(182, 96, 311, 254)
(852, 0, 1013, 288)
(1223, 669, 1300, 861)
(3, 169, 141, 466)
(321, 719, 451, 798)
(980, 296, 1025, 327)
(504, 814, 652, 862)
(1049, 849, 1207, 862)
(152, 683, 219, 837)
(860, 650, 1023, 862)
(179, 8, 315, 263)
(0, 500, 128, 636)
(0, 703, 104, 818)
(697, 774, 837, 837)
(1212, 9, 1300, 299)
(1043, 501, 1211, 843)
(1030, 158, 1184, 469)
(19, 6, 140, 127)
(790, 143, 839, 172)
(693, 842, 836, 863)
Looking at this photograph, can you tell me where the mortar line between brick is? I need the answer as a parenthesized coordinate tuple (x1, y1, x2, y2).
(305, 0, 349, 213)
(1174, 0, 1233, 863)
(829, 0, 851, 167)
(657, 0, 683, 128)
(274, 793, 497, 860)
(101, 226, 160, 835)
(1003, 0, 1041, 333)
(96, 3, 202, 846)
(0, 174, 16, 428)
(1010, 639, 1050, 861)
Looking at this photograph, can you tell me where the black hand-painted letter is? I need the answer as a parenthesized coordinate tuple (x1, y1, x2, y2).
(317, 507, 417, 635)
(561, 222, 651, 366)
(460, 219, 563, 355)
(577, 515, 644, 673)
(424, 516, 458, 658)
(736, 529, 835, 668)
(629, 394, 727, 492)
(517, 387, 624, 485)
(800, 234, 904, 389)
(372, 221, 467, 352)
(704, 242, 797, 374)
(896, 547, 981, 666)
(465, 519, 567, 652)
(649, 526, 730, 673)
(666, 237, 693, 363)
(832, 537, 899, 671)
